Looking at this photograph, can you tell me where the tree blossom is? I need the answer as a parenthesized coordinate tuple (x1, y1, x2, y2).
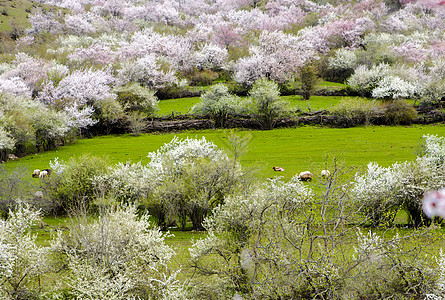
(0, 77, 32, 98)
(2, 53, 48, 92)
(195, 43, 229, 70)
(372, 75, 419, 99)
(55, 69, 116, 106)
(0, 203, 48, 298)
(64, 103, 98, 130)
(51, 205, 184, 299)
(64, 13, 97, 35)
(27, 9, 64, 35)
(68, 44, 116, 66)
(117, 54, 177, 89)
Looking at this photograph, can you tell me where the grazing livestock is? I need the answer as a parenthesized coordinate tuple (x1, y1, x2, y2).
(35, 191, 44, 199)
(42, 168, 52, 176)
(299, 171, 313, 181)
(39, 170, 48, 178)
(273, 166, 285, 171)
(32, 169, 41, 178)
(321, 170, 331, 178)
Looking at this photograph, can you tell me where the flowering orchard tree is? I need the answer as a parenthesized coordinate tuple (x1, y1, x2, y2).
(27, 9, 64, 35)
(54, 68, 117, 106)
(353, 134, 445, 227)
(51, 205, 185, 299)
(0, 203, 48, 299)
(117, 54, 177, 89)
(195, 43, 229, 71)
(2, 53, 48, 93)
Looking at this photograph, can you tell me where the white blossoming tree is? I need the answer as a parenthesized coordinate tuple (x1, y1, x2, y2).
(0, 203, 48, 299)
(352, 134, 445, 227)
(51, 205, 185, 299)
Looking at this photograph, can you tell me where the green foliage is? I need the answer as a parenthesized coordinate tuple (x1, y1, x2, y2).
(331, 97, 382, 127)
(248, 78, 289, 130)
(193, 84, 241, 128)
(114, 83, 159, 115)
(300, 62, 320, 100)
(382, 98, 418, 125)
(43, 155, 108, 214)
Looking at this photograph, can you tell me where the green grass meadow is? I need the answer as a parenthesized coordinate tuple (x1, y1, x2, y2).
(6, 125, 445, 181)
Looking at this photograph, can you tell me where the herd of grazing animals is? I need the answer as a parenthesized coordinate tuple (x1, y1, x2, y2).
(32, 169, 51, 178)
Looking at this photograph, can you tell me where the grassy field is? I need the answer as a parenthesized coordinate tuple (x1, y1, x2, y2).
(5, 125, 445, 181)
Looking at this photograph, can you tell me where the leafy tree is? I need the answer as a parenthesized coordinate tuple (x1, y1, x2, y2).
(193, 84, 241, 128)
(248, 78, 289, 130)
(299, 61, 319, 101)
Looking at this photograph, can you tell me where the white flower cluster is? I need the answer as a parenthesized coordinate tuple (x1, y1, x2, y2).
(353, 134, 445, 226)
(0, 127, 15, 151)
(147, 136, 228, 176)
(52, 205, 183, 299)
(0, 203, 47, 297)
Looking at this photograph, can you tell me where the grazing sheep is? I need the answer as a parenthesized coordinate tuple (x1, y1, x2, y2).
(321, 170, 331, 178)
(273, 166, 285, 171)
(8, 154, 18, 160)
(299, 171, 313, 181)
(35, 191, 44, 199)
(39, 170, 48, 178)
(42, 168, 52, 176)
(32, 169, 41, 178)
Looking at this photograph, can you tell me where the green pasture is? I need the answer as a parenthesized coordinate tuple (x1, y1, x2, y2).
(6, 125, 445, 181)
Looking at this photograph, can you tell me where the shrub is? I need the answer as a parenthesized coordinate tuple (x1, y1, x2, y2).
(51, 205, 184, 299)
(114, 83, 159, 115)
(247, 78, 289, 130)
(331, 97, 382, 127)
(43, 155, 109, 215)
(192, 84, 241, 128)
(188, 69, 220, 86)
(382, 98, 417, 125)
(126, 111, 147, 136)
(0, 166, 35, 218)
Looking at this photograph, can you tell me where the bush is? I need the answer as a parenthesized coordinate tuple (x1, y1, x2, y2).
(114, 83, 159, 115)
(382, 98, 417, 125)
(51, 205, 184, 299)
(247, 78, 289, 130)
(331, 97, 382, 127)
(43, 155, 109, 215)
(188, 69, 220, 86)
(192, 84, 241, 128)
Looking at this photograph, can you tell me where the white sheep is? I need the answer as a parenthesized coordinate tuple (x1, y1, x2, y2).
(32, 169, 40, 178)
(321, 170, 331, 178)
(39, 170, 48, 178)
(299, 171, 313, 181)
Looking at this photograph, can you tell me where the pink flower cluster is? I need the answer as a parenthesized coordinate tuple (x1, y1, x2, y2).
(423, 188, 445, 218)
